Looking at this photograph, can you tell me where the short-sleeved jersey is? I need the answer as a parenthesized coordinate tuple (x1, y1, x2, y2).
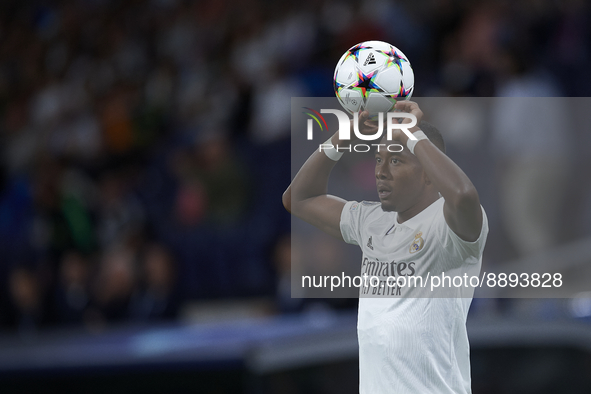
(340, 197, 488, 394)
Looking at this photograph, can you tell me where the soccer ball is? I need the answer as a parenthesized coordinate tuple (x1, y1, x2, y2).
(333, 40, 414, 115)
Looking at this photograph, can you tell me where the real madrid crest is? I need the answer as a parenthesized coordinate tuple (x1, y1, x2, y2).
(409, 231, 424, 254)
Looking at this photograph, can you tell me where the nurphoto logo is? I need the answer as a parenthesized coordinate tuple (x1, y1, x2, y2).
(303, 108, 418, 153)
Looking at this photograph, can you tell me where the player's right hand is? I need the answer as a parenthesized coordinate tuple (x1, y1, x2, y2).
(353, 110, 381, 136)
(331, 110, 381, 147)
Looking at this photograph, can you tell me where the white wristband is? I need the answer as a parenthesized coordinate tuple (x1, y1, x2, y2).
(323, 137, 344, 161)
(406, 130, 429, 155)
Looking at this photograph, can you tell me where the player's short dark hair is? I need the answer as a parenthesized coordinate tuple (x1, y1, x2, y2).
(419, 121, 445, 154)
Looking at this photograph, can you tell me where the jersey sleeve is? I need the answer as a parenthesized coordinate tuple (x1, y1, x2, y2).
(340, 200, 376, 246)
(340, 201, 361, 245)
(435, 205, 489, 266)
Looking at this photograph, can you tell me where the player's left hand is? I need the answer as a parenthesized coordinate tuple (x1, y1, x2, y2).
(390, 100, 423, 143)
(394, 100, 423, 125)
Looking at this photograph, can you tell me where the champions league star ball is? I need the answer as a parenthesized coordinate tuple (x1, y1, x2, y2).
(333, 40, 414, 115)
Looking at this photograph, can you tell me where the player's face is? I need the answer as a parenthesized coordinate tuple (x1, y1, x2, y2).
(374, 146, 425, 212)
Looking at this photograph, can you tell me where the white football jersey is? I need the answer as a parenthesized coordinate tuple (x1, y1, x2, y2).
(340, 197, 488, 394)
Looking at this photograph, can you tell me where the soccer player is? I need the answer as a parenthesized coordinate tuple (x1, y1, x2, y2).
(283, 101, 488, 393)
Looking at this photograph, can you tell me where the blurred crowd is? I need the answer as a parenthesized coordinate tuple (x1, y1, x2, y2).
(1, 0, 591, 334)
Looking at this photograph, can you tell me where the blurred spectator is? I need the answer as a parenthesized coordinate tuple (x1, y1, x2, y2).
(7, 266, 52, 337)
(96, 168, 145, 248)
(100, 86, 137, 155)
(30, 155, 95, 256)
(130, 243, 179, 322)
(172, 130, 251, 227)
(54, 250, 91, 326)
(249, 65, 307, 143)
(89, 245, 138, 325)
(491, 46, 572, 257)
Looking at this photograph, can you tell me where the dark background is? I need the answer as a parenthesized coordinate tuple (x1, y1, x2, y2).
(1, 0, 591, 392)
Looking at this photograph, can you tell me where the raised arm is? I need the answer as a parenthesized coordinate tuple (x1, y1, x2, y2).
(394, 101, 483, 242)
(283, 112, 374, 240)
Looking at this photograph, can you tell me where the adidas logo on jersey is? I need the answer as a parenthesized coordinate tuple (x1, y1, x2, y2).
(364, 53, 376, 66)
(367, 236, 374, 250)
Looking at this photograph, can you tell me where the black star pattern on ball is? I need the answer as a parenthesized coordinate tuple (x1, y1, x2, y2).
(346, 43, 372, 62)
(378, 46, 407, 74)
(353, 69, 381, 96)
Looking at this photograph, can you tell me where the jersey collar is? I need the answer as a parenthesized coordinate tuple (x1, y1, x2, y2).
(395, 197, 443, 229)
